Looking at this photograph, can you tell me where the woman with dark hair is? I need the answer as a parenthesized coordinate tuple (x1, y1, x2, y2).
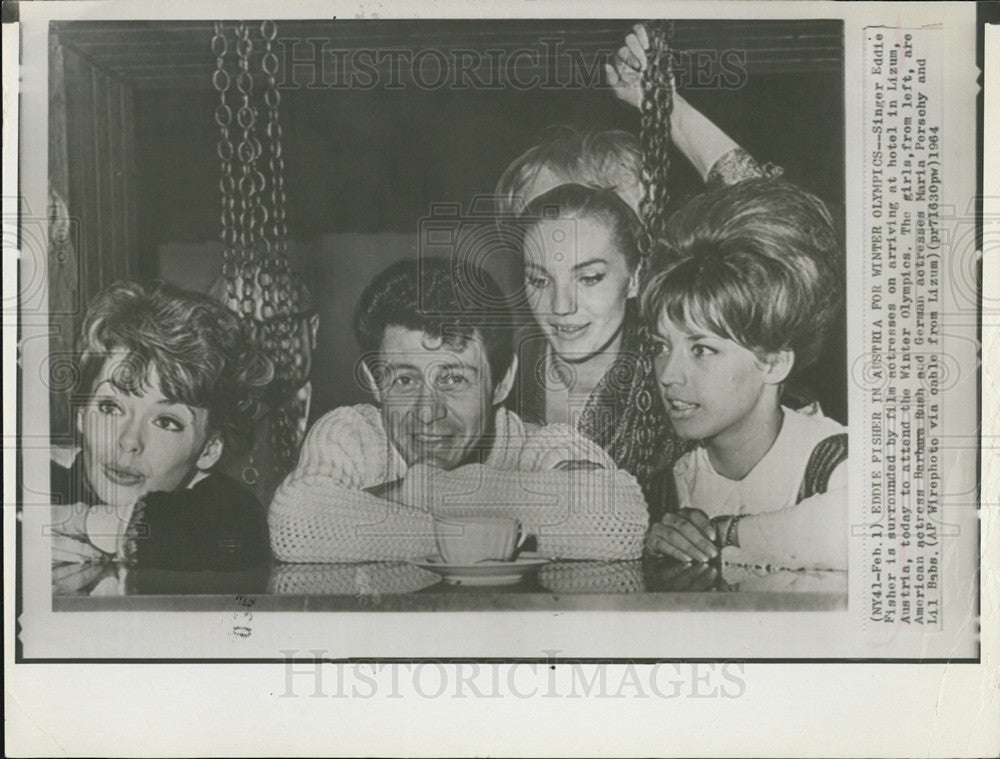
(509, 183, 679, 508)
(50, 280, 274, 578)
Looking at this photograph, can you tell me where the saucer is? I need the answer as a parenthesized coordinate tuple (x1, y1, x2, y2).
(413, 553, 550, 586)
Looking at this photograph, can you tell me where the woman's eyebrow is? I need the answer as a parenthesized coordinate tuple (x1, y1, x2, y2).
(153, 399, 196, 416)
(155, 399, 188, 407)
(570, 257, 608, 272)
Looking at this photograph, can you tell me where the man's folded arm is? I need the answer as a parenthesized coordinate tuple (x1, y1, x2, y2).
(268, 407, 435, 562)
(411, 465, 648, 560)
(269, 473, 436, 562)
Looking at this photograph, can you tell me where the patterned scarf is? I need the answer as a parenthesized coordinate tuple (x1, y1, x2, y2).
(512, 301, 688, 496)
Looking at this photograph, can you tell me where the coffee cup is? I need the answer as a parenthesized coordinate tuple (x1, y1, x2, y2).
(433, 516, 526, 564)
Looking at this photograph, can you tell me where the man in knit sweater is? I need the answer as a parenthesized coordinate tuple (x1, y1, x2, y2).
(268, 258, 649, 562)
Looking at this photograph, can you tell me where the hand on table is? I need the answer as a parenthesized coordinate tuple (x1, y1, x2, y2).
(52, 561, 116, 595)
(644, 508, 719, 563)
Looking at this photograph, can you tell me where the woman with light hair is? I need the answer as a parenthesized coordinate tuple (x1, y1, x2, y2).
(502, 25, 781, 519)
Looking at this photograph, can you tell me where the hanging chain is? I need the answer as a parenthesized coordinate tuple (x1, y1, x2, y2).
(637, 20, 674, 263)
(258, 18, 310, 472)
(212, 23, 239, 308)
(234, 21, 263, 322)
(262, 20, 289, 278)
(630, 20, 677, 484)
(212, 20, 314, 482)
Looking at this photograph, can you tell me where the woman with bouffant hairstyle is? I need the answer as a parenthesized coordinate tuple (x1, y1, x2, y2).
(645, 177, 843, 385)
(642, 179, 847, 570)
(497, 24, 786, 521)
(51, 280, 275, 573)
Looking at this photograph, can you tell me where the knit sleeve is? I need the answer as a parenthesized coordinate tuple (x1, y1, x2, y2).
(289, 405, 389, 490)
(268, 478, 437, 562)
(268, 407, 437, 562)
(269, 463, 647, 563)
(408, 464, 648, 560)
(269, 408, 646, 563)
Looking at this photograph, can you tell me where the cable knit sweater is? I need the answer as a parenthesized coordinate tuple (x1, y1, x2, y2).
(269, 405, 648, 562)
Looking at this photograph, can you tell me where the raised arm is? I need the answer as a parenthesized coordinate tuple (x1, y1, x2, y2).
(606, 23, 776, 185)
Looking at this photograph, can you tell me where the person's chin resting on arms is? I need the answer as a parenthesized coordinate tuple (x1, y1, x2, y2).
(268, 257, 649, 563)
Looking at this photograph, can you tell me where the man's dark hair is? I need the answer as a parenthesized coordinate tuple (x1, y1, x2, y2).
(353, 257, 515, 389)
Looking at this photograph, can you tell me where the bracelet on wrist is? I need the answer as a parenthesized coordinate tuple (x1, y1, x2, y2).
(710, 514, 744, 549)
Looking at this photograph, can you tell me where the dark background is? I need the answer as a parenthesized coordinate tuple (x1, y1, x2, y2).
(54, 19, 847, 424)
(135, 71, 844, 240)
